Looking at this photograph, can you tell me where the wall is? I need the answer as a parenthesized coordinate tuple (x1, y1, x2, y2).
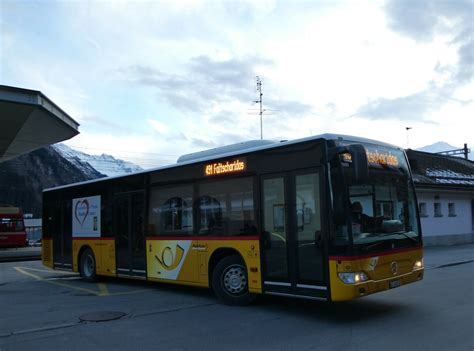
(416, 189, 474, 245)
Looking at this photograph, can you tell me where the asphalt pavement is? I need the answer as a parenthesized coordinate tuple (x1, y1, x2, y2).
(0, 244, 473, 351)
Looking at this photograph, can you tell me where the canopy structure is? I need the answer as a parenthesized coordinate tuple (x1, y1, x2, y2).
(0, 85, 79, 163)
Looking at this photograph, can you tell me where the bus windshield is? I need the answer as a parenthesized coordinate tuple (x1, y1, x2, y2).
(333, 144, 420, 249)
(0, 217, 25, 232)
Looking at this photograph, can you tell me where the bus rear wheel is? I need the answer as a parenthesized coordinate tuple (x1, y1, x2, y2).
(79, 248, 97, 282)
(211, 255, 255, 306)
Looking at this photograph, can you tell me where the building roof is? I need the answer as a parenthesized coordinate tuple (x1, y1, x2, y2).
(406, 149, 474, 189)
(0, 85, 80, 163)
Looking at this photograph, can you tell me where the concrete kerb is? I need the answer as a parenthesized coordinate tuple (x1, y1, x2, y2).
(0, 247, 41, 262)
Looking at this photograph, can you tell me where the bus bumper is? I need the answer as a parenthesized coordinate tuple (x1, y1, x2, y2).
(329, 247, 424, 301)
(330, 268, 424, 301)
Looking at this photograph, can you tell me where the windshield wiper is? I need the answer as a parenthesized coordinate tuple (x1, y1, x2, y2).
(386, 231, 419, 243)
(363, 240, 391, 252)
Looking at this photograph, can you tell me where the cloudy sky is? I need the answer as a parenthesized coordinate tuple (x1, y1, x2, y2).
(1, 0, 473, 168)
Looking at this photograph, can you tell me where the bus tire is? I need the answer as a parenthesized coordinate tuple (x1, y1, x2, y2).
(211, 255, 255, 306)
(79, 248, 97, 282)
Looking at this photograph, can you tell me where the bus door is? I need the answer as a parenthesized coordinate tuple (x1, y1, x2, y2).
(261, 169, 327, 300)
(51, 200, 73, 270)
(114, 191, 146, 278)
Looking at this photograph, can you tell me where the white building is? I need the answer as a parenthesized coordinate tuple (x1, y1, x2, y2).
(407, 150, 474, 246)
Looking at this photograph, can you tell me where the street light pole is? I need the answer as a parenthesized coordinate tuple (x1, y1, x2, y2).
(255, 76, 263, 140)
(406, 127, 412, 148)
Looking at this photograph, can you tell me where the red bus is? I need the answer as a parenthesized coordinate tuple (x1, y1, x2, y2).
(0, 206, 28, 248)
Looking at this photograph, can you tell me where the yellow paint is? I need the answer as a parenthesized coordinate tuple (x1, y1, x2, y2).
(20, 266, 69, 274)
(146, 238, 262, 294)
(14, 266, 149, 297)
(329, 248, 424, 301)
(147, 240, 199, 283)
(42, 238, 53, 268)
(201, 239, 262, 294)
(98, 283, 110, 296)
(72, 239, 116, 276)
(14, 266, 100, 295)
(156, 245, 185, 270)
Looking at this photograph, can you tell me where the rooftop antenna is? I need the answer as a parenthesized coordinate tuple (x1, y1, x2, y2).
(248, 77, 277, 139)
(406, 127, 412, 148)
(255, 76, 264, 140)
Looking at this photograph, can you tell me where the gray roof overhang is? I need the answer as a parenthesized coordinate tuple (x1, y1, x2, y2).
(0, 85, 79, 163)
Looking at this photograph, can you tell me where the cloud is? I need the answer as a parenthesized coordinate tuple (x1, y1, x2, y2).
(147, 119, 169, 134)
(453, 34, 473, 85)
(208, 111, 238, 125)
(357, 0, 474, 122)
(119, 56, 273, 113)
(81, 115, 140, 134)
(189, 137, 218, 149)
(385, 0, 473, 87)
(354, 89, 441, 122)
(385, 0, 472, 42)
(266, 99, 314, 116)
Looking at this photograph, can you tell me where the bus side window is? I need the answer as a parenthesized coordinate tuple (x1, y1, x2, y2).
(195, 195, 223, 235)
(148, 185, 194, 236)
(197, 177, 256, 237)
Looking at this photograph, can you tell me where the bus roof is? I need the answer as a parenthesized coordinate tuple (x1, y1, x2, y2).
(43, 133, 401, 192)
(0, 207, 22, 215)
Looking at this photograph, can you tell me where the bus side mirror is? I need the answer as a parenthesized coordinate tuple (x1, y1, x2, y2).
(328, 144, 369, 181)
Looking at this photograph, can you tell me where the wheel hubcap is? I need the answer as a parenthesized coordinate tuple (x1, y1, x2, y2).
(84, 255, 94, 276)
(223, 265, 247, 295)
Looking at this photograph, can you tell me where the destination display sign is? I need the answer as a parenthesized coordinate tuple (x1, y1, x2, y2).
(341, 146, 403, 168)
(205, 158, 246, 176)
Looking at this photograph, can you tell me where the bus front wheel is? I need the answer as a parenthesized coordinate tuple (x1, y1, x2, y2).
(79, 248, 97, 282)
(211, 255, 255, 306)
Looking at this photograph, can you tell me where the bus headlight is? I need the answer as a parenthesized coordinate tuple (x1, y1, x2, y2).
(413, 259, 423, 269)
(338, 272, 369, 284)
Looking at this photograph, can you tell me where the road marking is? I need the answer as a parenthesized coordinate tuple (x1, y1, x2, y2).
(14, 267, 99, 295)
(13, 267, 42, 280)
(13, 266, 150, 297)
(98, 283, 110, 296)
(107, 289, 151, 297)
(16, 266, 75, 274)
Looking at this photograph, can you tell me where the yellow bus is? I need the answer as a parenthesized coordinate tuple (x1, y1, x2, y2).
(42, 134, 423, 305)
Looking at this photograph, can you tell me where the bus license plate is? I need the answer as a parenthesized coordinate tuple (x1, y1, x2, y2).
(389, 280, 401, 289)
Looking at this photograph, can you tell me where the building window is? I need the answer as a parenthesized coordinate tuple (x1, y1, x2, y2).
(419, 202, 428, 217)
(448, 203, 456, 217)
(376, 201, 394, 219)
(434, 202, 442, 217)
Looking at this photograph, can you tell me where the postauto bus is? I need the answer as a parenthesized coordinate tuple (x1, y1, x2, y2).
(42, 134, 423, 305)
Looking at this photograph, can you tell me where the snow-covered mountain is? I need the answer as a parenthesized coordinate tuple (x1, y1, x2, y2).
(0, 146, 104, 217)
(417, 141, 473, 161)
(53, 144, 143, 177)
(417, 142, 458, 153)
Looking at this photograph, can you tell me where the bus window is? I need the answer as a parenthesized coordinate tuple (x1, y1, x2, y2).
(197, 177, 256, 236)
(161, 197, 193, 231)
(0, 218, 25, 232)
(149, 184, 194, 236)
(196, 195, 223, 234)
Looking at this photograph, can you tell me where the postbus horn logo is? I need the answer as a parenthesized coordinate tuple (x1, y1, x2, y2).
(155, 245, 185, 271)
(74, 199, 89, 227)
